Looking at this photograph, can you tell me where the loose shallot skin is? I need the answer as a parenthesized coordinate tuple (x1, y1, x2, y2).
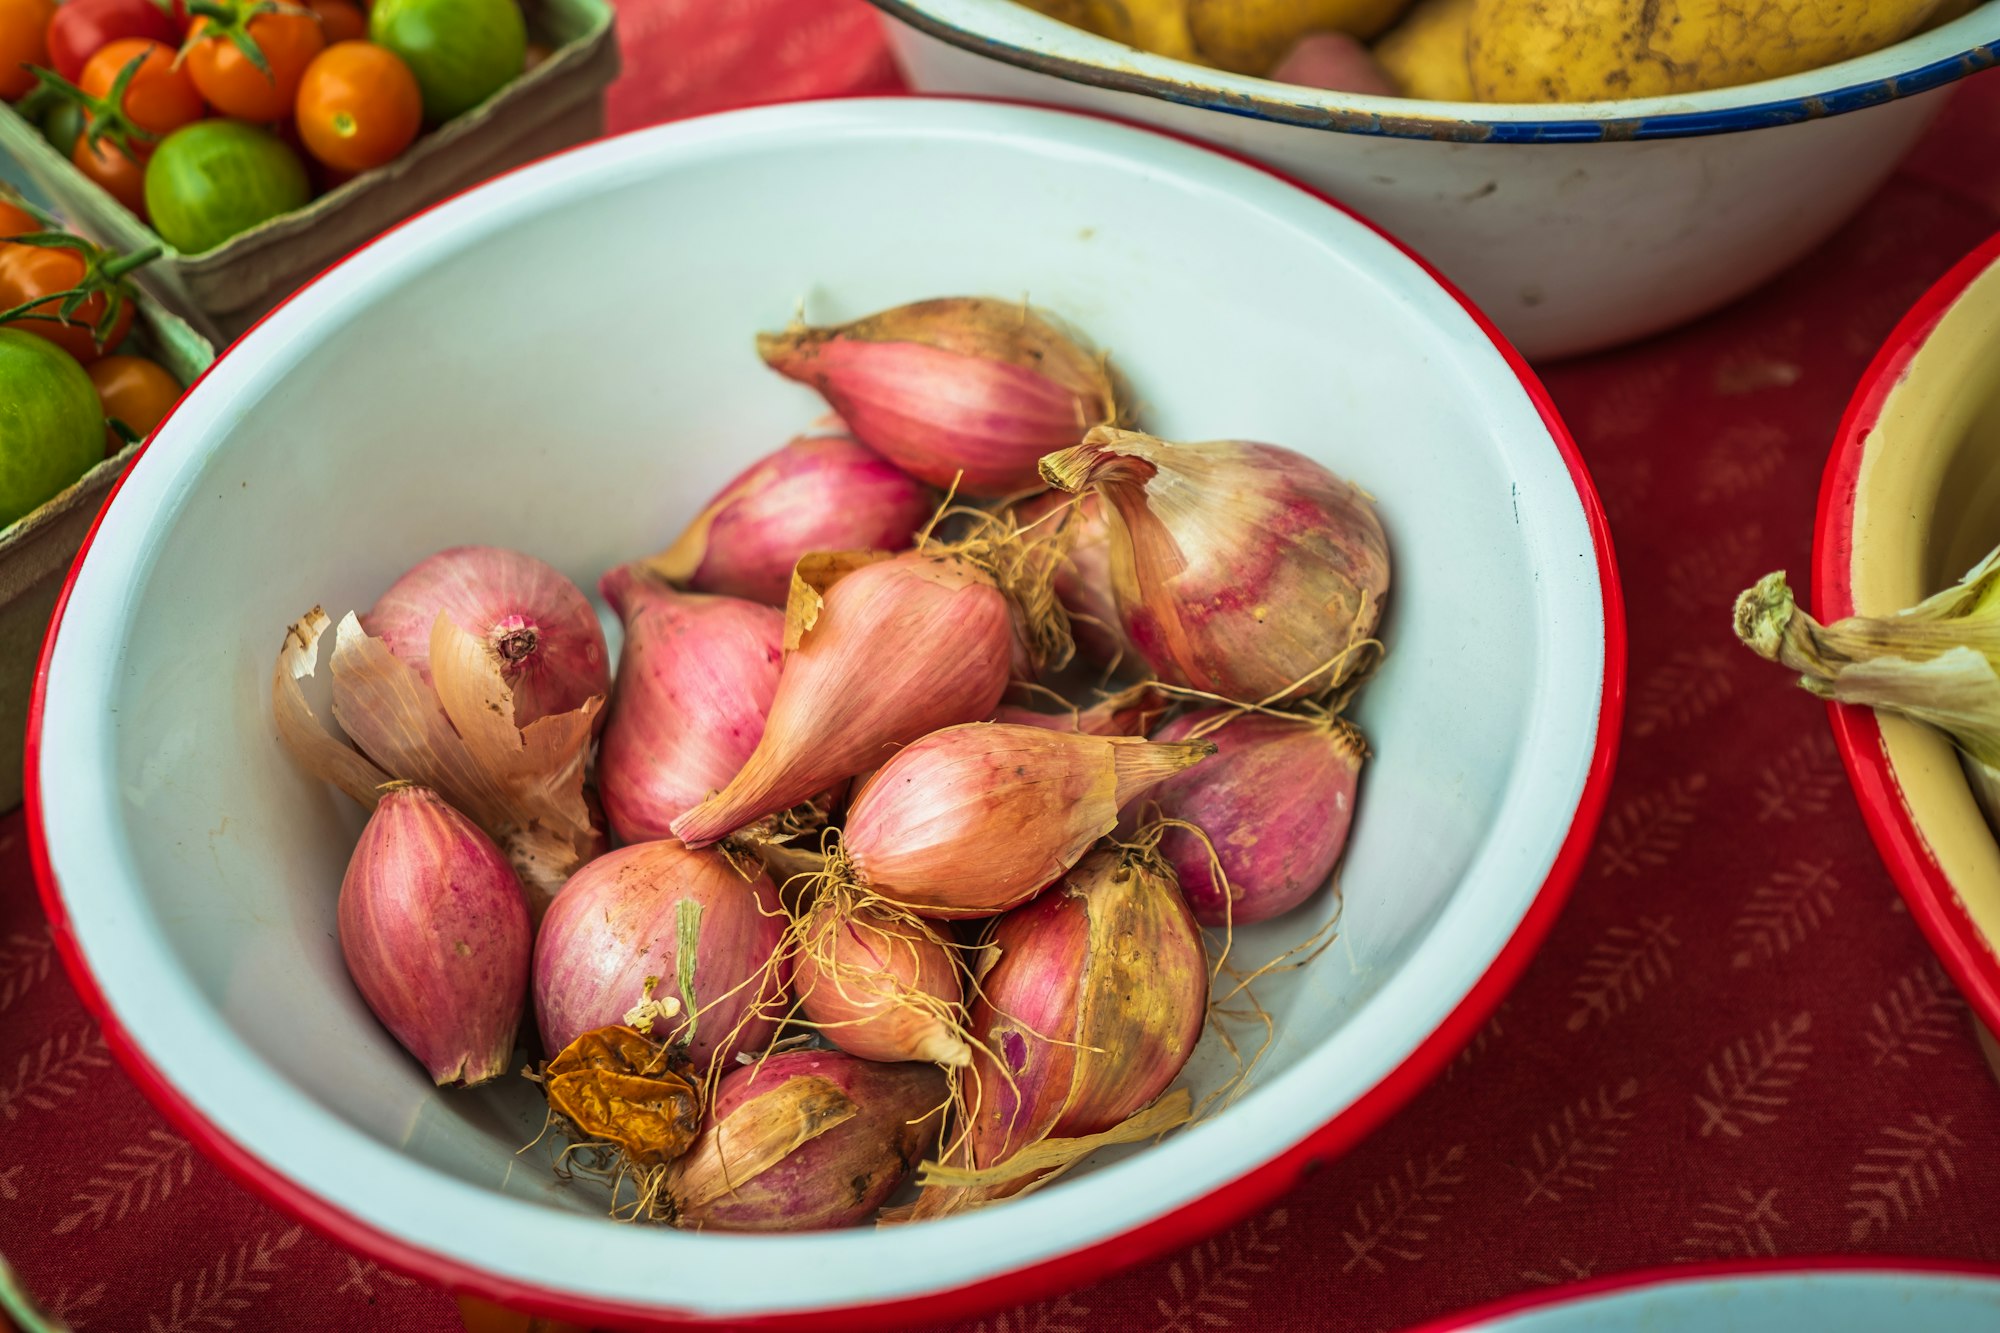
(1013, 489, 1132, 668)
(793, 895, 969, 1065)
(1042, 428, 1391, 703)
(362, 545, 609, 727)
(338, 784, 531, 1087)
(1148, 708, 1365, 925)
(648, 431, 935, 606)
(843, 723, 1213, 919)
(595, 565, 783, 843)
(964, 847, 1207, 1182)
(757, 297, 1116, 497)
(670, 1049, 945, 1231)
(671, 550, 1015, 848)
(533, 841, 789, 1073)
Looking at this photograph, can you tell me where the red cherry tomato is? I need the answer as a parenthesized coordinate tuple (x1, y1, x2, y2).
(73, 134, 148, 215)
(47, 0, 183, 82)
(304, 0, 368, 43)
(0, 198, 36, 237)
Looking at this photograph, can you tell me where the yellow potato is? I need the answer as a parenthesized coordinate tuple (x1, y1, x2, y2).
(1016, 0, 1200, 61)
(1373, 0, 1477, 99)
(1467, 0, 1946, 102)
(1184, 0, 1418, 74)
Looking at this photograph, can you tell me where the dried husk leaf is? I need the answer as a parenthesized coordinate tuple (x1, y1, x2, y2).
(1735, 553, 2000, 773)
(325, 610, 601, 918)
(667, 1075, 858, 1211)
(914, 1088, 1191, 1193)
(784, 549, 895, 651)
(271, 607, 391, 807)
(540, 1026, 701, 1171)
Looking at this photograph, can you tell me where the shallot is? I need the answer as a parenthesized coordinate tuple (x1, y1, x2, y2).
(792, 892, 969, 1065)
(645, 429, 935, 606)
(362, 545, 609, 727)
(671, 550, 1015, 848)
(1041, 426, 1391, 703)
(668, 1049, 945, 1230)
(533, 840, 789, 1074)
(843, 722, 1213, 918)
(596, 565, 783, 843)
(1013, 489, 1132, 667)
(1146, 708, 1365, 925)
(338, 783, 530, 1087)
(758, 297, 1116, 497)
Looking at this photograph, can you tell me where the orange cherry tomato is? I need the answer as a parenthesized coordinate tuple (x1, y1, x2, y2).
(295, 40, 419, 173)
(0, 0, 55, 101)
(305, 0, 368, 43)
(184, 12, 325, 121)
(0, 240, 136, 365)
(88, 353, 181, 448)
(0, 198, 36, 237)
(80, 38, 205, 138)
(73, 134, 149, 216)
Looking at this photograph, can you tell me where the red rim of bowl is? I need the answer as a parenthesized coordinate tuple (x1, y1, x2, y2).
(1813, 228, 2000, 1041)
(24, 95, 1628, 1331)
(1401, 1256, 2000, 1331)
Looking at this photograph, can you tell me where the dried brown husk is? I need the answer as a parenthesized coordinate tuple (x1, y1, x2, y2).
(271, 605, 603, 919)
(538, 1025, 701, 1172)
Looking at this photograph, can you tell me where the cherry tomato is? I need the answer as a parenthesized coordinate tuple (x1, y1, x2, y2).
(73, 133, 149, 215)
(0, 0, 55, 100)
(0, 238, 137, 364)
(0, 330, 104, 526)
(295, 41, 419, 173)
(144, 119, 310, 253)
(305, 0, 368, 43)
(81, 38, 204, 138)
(88, 353, 180, 448)
(183, 10, 325, 121)
(369, 0, 522, 124)
(0, 198, 35, 237)
(48, 0, 182, 82)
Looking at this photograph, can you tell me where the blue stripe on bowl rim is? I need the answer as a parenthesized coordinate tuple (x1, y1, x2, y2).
(869, 0, 2000, 144)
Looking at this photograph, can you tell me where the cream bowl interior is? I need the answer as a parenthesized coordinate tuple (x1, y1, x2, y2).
(1829, 236, 2000, 1027)
(32, 100, 1611, 1325)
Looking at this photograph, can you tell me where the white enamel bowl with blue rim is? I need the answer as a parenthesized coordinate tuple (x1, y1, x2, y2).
(28, 99, 1621, 1328)
(872, 0, 2000, 360)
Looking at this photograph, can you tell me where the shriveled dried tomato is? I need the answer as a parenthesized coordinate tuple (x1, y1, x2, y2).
(541, 1025, 700, 1168)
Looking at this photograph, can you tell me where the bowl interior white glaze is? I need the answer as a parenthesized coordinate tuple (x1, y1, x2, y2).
(33, 100, 1608, 1321)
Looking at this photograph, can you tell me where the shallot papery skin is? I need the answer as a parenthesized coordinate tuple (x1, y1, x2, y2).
(669, 1049, 944, 1231)
(756, 297, 1116, 497)
(338, 784, 530, 1087)
(647, 431, 935, 606)
(844, 723, 1213, 919)
(1148, 708, 1365, 925)
(1042, 427, 1391, 703)
(533, 840, 788, 1073)
(1013, 489, 1132, 667)
(362, 545, 609, 728)
(670, 550, 1015, 848)
(794, 895, 969, 1065)
(596, 565, 783, 843)
(964, 846, 1206, 1184)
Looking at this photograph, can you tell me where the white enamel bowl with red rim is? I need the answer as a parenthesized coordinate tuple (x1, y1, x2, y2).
(1817, 231, 2000, 1037)
(28, 98, 1622, 1328)
(1403, 1259, 2000, 1332)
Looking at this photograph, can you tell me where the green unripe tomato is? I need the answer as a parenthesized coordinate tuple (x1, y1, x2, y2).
(369, 0, 528, 126)
(0, 330, 105, 527)
(144, 121, 312, 256)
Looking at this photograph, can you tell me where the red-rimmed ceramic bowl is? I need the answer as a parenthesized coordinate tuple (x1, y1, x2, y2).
(28, 98, 1622, 1329)
(1817, 231, 2000, 1037)
(1404, 1258, 2000, 1331)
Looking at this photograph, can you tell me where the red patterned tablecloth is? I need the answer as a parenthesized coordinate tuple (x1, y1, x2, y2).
(6, 5, 2000, 1331)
